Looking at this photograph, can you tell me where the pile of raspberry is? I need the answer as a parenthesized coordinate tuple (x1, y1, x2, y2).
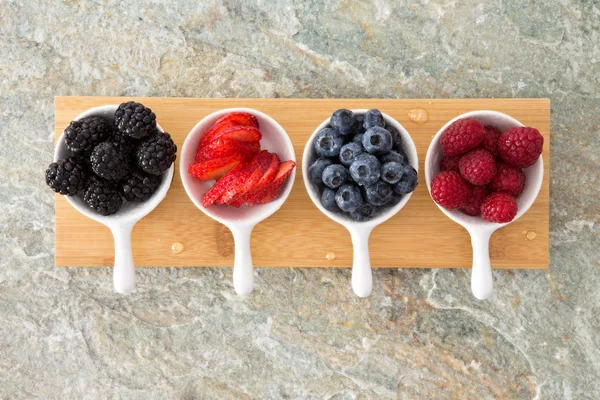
(430, 118, 543, 223)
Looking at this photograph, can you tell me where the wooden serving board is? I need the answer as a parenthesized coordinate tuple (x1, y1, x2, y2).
(54, 97, 550, 269)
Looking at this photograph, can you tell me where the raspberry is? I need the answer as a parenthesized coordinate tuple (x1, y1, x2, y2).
(458, 149, 496, 186)
(462, 186, 489, 216)
(498, 127, 543, 168)
(441, 118, 485, 156)
(430, 171, 471, 210)
(440, 155, 460, 172)
(481, 125, 501, 158)
(488, 161, 526, 197)
(481, 193, 518, 223)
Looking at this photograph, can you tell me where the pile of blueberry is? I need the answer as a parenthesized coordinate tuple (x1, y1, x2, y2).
(308, 109, 418, 221)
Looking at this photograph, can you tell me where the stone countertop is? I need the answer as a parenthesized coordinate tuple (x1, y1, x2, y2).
(1, 1, 599, 399)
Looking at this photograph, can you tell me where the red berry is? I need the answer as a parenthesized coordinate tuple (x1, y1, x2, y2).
(481, 125, 501, 158)
(440, 155, 460, 172)
(441, 118, 485, 156)
(462, 186, 489, 216)
(430, 171, 471, 210)
(481, 193, 518, 223)
(498, 127, 543, 168)
(488, 161, 526, 197)
(458, 149, 496, 186)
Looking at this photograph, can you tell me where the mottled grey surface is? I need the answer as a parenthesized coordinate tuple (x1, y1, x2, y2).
(1, 0, 599, 399)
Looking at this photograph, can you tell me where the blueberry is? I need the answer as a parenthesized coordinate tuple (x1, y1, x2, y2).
(381, 162, 403, 184)
(349, 153, 381, 186)
(365, 180, 393, 206)
(352, 133, 364, 145)
(393, 165, 418, 194)
(339, 142, 364, 166)
(381, 150, 407, 165)
(314, 128, 344, 157)
(387, 125, 403, 151)
(308, 157, 333, 185)
(363, 109, 385, 130)
(330, 109, 355, 135)
(335, 183, 363, 212)
(321, 187, 340, 212)
(350, 203, 377, 221)
(322, 164, 348, 189)
(363, 127, 393, 155)
(354, 114, 366, 134)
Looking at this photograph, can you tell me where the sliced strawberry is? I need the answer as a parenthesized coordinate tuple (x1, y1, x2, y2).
(195, 139, 260, 163)
(247, 160, 296, 206)
(211, 125, 262, 144)
(188, 155, 245, 181)
(214, 112, 259, 129)
(198, 120, 238, 149)
(225, 150, 273, 205)
(197, 112, 259, 149)
(230, 153, 281, 207)
(214, 163, 255, 205)
(201, 163, 246, 208)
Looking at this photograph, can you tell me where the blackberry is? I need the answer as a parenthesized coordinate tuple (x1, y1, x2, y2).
(64, 116, 112, 154)
(135, 131, 177, 175)
(121, 169, 160, 202)
(83, 178, 123, 215)
(90, 142, 131, 181)
(45, 156, 89, 196)
(115, 101, 157, 139)
(111, 129, 138, 154)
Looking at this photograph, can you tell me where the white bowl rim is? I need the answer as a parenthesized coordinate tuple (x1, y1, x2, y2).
(302, 109, 419, 229)
(179, 107, 297, 227)
(424, 109, 544, 229)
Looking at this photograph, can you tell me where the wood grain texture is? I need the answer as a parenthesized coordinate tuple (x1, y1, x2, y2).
(54, 97, 550, 269)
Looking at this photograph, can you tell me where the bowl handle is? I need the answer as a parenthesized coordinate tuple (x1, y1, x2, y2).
(350, 226, 374, 298)
(468, 227, 494, 300)
(110, 223, 135, 295)
(231, 224, 256, 296)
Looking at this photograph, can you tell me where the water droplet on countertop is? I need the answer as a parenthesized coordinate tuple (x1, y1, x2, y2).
(408, 108, 429, 124)
(171, 242, 184, 254)
(526, 231, 537, 240)
(326, 252, 336, 261)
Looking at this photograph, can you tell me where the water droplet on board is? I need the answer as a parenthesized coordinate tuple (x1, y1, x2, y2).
(526, 231, 537, 241)
(326, 252, 336, 261)
(408, 108, 429, 124)
(171, 242, 184, 254)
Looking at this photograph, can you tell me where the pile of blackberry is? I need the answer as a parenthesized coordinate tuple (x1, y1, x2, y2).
(46, 101, 177, 215)
(309, 109, 418, 222)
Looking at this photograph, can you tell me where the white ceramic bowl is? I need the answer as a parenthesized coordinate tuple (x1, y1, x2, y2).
(54, 105, 175, 294)
(425, 110, 544, 300)
(303, 109, 419, 297)
(180, 108, 296, 295)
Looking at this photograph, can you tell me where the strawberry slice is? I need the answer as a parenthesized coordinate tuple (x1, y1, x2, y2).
(188, 155, 245, 181)
(229, 153, 281, 207)
(210, 125, 262, 144)
(198, 120, 237, 149)
(195, 139, 260, 163)
(214, 112, 259, 128)
(198, 112, 259, 149)
(225, 150, 273, 205)
(201, 163, 246, 208)
(247, 160, 295, 206)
